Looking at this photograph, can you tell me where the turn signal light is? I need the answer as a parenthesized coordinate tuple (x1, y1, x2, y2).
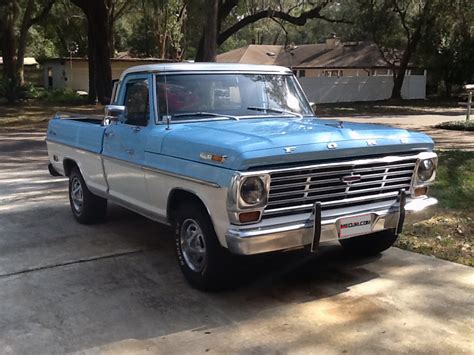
(211, 155, 226, 162)
(239, 211, 261, 223)
(414, 186, 428, 197)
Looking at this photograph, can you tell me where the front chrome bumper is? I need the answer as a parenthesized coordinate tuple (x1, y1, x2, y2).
(225, 196, 437, 255)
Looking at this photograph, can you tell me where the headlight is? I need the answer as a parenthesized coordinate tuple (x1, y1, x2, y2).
(240, 176, 266, 205)
(417, 159, 436, 182)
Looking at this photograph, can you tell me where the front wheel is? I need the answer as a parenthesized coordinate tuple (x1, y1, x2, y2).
(69, 166, 107, 224)
(339, 229, 398, 256)
(175, 203, 233, 291)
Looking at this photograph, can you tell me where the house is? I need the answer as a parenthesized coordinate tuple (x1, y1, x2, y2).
(217, 38, 426, 103)
(0, 57, 42, 85)
(217, 38, 424, 78)
(41, 53, 173, 92)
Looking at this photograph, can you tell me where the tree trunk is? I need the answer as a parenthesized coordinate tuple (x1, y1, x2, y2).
(72, 0, 113, 105)
(444, 74, 453, 97)
(196, 0, 219, 62)
(195, 36, 205, 62)
(1, 0, 19, 89)
(86, 18, 97, 103)
(1, 25, 17, 86)
(391, 71, 405, 100)
(391, 28, 422, 99)
(91, 12, 112, 104)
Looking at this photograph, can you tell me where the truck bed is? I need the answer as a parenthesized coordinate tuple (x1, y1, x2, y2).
(47, 113, 106, 154)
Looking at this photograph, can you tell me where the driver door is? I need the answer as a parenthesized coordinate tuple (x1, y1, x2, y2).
(103, 74, 151, 210)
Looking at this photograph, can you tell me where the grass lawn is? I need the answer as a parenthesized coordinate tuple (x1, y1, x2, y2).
(0, 101, 102, 131)
(316, 98, 462, 116)
(396, 150, 473, 266)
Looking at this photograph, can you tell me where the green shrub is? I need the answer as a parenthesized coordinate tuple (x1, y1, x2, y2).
(34, 87, 88, 104)
(435, 120, 474, 131)
(0, 79, 29, 102)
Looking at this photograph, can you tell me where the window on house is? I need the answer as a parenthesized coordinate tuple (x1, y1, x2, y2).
(323, 70, 343, 77)
(47, 68, 53, 88)
(299, 70, 306, 78)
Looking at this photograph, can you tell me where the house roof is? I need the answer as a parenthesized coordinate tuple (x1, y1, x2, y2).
(0, 57, 38, 66)
(217, 42, 396, 69)
(217, 45, 284, 65)
(293, 42, 389, 69)
(41, 57, 174, 63)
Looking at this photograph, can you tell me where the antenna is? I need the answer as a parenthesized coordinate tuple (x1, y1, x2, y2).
(164, 73, 171, 130)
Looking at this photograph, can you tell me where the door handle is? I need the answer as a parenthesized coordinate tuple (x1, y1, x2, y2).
(125, 149, 134, 155)
(105, 131, 115, 138)
(132, 126, 142, 133)
(49, 129, 57, 136)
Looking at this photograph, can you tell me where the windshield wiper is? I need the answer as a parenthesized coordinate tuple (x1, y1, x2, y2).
(247, 106, 302, 118)
(172, 112, 239, 120)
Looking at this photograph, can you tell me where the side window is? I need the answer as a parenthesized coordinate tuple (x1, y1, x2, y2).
(123, 79, 149, 126)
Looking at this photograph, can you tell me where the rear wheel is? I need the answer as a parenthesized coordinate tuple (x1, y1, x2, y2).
(68, 166, 107, 224)
(339, 229, 398, 256)
(174, 202, 233, 291)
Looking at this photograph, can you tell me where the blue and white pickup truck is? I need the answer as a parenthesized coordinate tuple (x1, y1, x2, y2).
(46, 63, 438, 290)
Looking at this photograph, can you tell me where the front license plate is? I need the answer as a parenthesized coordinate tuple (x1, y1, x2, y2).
(339, 214, 372, 239)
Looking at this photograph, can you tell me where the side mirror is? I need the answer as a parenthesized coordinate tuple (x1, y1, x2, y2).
(309, 102, 317, 114)
(104, 105, 125, 125)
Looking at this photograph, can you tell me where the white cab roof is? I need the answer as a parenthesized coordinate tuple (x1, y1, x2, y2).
(121, 62, 292, 79)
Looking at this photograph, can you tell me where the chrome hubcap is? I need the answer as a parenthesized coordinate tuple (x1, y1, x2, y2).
(180, 219, 207, 272)
(71, 177, 84, 213)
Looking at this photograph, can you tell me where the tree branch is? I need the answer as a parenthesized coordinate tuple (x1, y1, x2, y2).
(390, 0, 411, 40)
(270, 17, 288, 47)
(218, 3, 351, 46)
(219, 0, 239, 21)
(28, 0, 56, 27)
(113, 0, 132, 22)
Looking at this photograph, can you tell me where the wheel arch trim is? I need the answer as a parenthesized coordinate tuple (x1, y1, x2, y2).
(167, 188, 215, 227)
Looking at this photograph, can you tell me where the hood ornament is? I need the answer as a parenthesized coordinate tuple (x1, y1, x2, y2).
(284, 146, 296, 153)
(327, 142, 337, 149)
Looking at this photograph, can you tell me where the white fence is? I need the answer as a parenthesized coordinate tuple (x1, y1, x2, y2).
(298, 75, 426, 104)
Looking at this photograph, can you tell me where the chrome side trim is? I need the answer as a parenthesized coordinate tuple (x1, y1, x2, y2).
(142, 164, 221, 188)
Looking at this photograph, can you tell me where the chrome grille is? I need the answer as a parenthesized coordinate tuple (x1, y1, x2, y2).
(263, 156, 417, 218)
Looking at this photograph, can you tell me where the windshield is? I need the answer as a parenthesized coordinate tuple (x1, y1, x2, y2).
(156, 73, 313, 120)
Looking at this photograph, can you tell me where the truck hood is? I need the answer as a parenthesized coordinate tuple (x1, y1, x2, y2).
(160, 117, 434, 170)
